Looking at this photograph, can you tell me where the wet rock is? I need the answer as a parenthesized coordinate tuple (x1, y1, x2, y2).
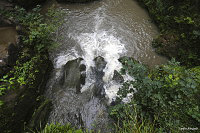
(93, 80, 105, 97)
(81, 97, 112, 132)
(112, 70, 124, 83)
(47, 57, 112, 132)
(59, 58, 85, 94)
(94, 56, 106, 72)
(80, 63, 86, 72)
(27, 98, 52, 131)
(79, 63, 86, 86)
(0, 56, 53, 133)
(92, 56, 107, 97)
(0, 43, 18, 66)
(56, 0, 96, 3)
(64, 110, 84, 128)
(0, 42, 18, 77)
(15, 0, 46, 9)
(7, 43, 18, 66)
(80, 72, 86, 86)
(0, 27, 18, 69)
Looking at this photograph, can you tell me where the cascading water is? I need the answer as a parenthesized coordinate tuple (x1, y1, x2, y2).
(45, 0, 167, 131)
(69, 12, 127, 101)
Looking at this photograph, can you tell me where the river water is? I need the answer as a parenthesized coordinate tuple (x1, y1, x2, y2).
(45, 0, 167, 131)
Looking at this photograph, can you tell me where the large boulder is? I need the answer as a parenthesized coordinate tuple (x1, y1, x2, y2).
(92, 56, 107, 97)
(112, 70, 124, 83)
(59, 58, 85, 93)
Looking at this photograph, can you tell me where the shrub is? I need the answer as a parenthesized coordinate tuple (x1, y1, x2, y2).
(113, 57, 200, 132)
(109, 102, 157, 133)
(137, 0, 200, 66)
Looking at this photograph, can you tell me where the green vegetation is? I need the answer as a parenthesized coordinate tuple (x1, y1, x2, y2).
(0, 5, 62, 103)
(109, 103, 156, 133)
(1, 0, 200, 132)
(36, 123, 100, 133)
(0, 5, 62, 133)
(41, 56, 200, 133)
(108, 1, 199, 132)
(137, 0, 200, 66)
(37, 123, 84, 133)
(41, 58, 200, 133)
(109, 57, 200, 132)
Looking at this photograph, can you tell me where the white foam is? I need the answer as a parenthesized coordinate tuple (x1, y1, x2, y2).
(54, 49, 79, 69)
(122, 93, 133, 103)
(104, 81, 121, 103)
(54, 7, 131, 103)
(72, 30, 126, 97)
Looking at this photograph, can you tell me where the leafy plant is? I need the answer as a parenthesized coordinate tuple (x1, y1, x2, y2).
(0, 75, 15, 96)
(0, 6, 63, 108)
(137, 0, 200, 66)
(36, 123, 98, 133)
(109, 102, 157, 133)
(114, 57, 200, 132)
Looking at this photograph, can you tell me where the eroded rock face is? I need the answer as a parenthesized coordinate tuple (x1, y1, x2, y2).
(59, 58, 85, 93)
(47, 57, 112, 132)
(112, 70, 124, 83)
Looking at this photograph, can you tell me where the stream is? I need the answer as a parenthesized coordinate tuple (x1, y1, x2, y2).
(44, 0, 167, 131)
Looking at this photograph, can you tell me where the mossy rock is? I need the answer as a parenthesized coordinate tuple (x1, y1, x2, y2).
(27, 97, 52, 132)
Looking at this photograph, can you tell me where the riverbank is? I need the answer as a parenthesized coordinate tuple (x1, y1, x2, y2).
(137, 0, 200, 66)
(40, 0, 168, 132)
(0, 0, 199, 132)
(0, 2, 60, 132)
(108, 0, 200, 132)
